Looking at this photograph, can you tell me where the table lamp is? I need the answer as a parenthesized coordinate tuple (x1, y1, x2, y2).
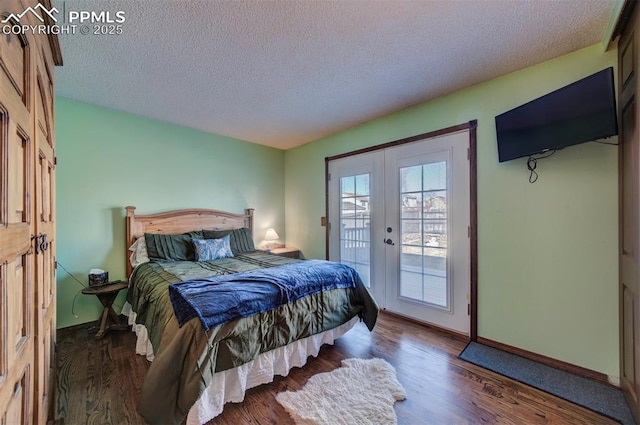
(264, 228, 280, 250)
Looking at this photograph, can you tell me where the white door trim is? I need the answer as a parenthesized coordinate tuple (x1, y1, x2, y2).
(325, 121, 477, 338)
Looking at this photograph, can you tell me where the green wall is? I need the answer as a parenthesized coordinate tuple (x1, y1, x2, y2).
(284, 44, 620, 379)
(55, 98, 285, 329)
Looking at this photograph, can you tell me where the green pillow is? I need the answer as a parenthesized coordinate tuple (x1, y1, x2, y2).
(202, 228, 255, 254)
(145, 231, 204, 261)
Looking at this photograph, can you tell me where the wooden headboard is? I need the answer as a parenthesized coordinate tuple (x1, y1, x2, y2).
(125, 206, 254, 278)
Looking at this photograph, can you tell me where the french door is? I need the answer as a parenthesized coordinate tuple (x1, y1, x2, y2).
(328, 129, 472, 334)
(328, 151, 385, 303)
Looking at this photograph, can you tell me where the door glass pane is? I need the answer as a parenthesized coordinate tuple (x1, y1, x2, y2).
(340, 174, 371, 287)
(399, 162, 448, 307)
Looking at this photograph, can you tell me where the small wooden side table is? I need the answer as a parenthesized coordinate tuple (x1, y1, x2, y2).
(81, 280, 129, 339)
(268, 246, 301, 259)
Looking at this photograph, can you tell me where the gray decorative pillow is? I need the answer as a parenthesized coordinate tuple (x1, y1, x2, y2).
(192, 236, 234, 261)
(202, 228, 255, 254)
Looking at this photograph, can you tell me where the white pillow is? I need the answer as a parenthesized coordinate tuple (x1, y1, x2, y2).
(128, 237, 150, 267)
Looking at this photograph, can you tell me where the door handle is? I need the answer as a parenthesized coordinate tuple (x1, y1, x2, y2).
(384, 238, 395, 246)
(40, 234, 49, 252)
(32, 233, 49, 254)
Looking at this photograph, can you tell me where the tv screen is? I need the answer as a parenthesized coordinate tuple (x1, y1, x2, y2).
(495, 67, 618, 163)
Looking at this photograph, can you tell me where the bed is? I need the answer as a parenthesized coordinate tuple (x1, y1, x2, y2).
(121, 206, 378, 425)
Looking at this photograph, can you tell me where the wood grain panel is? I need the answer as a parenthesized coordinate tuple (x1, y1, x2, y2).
(38, 240, 53, 311)
(623, 33, 635, 90)
(4, 365, 30, 425)
(41, 51, 53, 130)
(0, 28, 29, 106)
(37, 152, 49, 222)
(9, 130, 24, 223)
(15, 129, 26, 223)
(12, 254, 30, 355)
(0, 103, 6, 227)
(624, 286, 636, 395)
(0, 263, 5, 387)
(9, 128, 29, 224)
(7, 365, 32, 424)
(46, 161, 52, 222)
(39, 59, 53, 149)
(37, 152, 46, 222)
(622, 97, 638, 259)
(0, 224, 29, 261)
(35, 75, 49, 145)
(46, 244, 52, 308)
(126, 208, 254, 240)
(36, 320, 52, 424)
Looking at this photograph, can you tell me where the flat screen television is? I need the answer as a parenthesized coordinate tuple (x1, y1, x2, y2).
(495, 67, 618, 163)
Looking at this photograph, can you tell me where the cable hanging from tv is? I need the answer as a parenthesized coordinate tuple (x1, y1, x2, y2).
(525, 136, 620, 183)
(526, 150, 557, 183)
(594, 138, 619, 146)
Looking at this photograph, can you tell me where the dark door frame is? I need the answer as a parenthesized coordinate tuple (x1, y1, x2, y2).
(324, 120, 478, 340)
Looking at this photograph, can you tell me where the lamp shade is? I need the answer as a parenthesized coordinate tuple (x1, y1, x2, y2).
(264, 228, 279, 242)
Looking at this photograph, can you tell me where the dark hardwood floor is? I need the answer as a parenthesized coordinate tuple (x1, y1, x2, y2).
(55, 313, 617, 424)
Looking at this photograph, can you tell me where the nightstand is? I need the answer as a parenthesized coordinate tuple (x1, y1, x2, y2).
(268, 247, 301, 259)
(81, 280, 129, 339)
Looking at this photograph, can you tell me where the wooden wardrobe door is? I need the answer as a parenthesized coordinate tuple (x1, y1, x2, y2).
(0, 1, 37, 423)
(34, 43, 56, 424)
(619, 3, 640, 422)
(0, 1, 61, 423)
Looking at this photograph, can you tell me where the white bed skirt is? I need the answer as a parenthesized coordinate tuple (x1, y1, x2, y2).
(121, 302, 360, 424)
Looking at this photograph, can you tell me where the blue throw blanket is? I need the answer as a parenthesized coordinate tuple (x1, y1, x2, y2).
(168, 260, 361, 330)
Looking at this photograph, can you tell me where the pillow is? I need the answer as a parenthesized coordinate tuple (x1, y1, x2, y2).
(128, 237, 150, 267)
(202, 227, 255, 254)
(192, 236, 234, 261)
(144, 231, 204, 261)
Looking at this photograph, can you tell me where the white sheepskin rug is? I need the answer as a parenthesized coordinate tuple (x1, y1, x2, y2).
(275, 358, 407, 425)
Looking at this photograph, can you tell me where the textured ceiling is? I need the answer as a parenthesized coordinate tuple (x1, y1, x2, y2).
(54, 0, 617, 150)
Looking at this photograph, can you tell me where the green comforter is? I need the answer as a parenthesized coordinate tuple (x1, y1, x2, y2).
(127, 252, 378, 425)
